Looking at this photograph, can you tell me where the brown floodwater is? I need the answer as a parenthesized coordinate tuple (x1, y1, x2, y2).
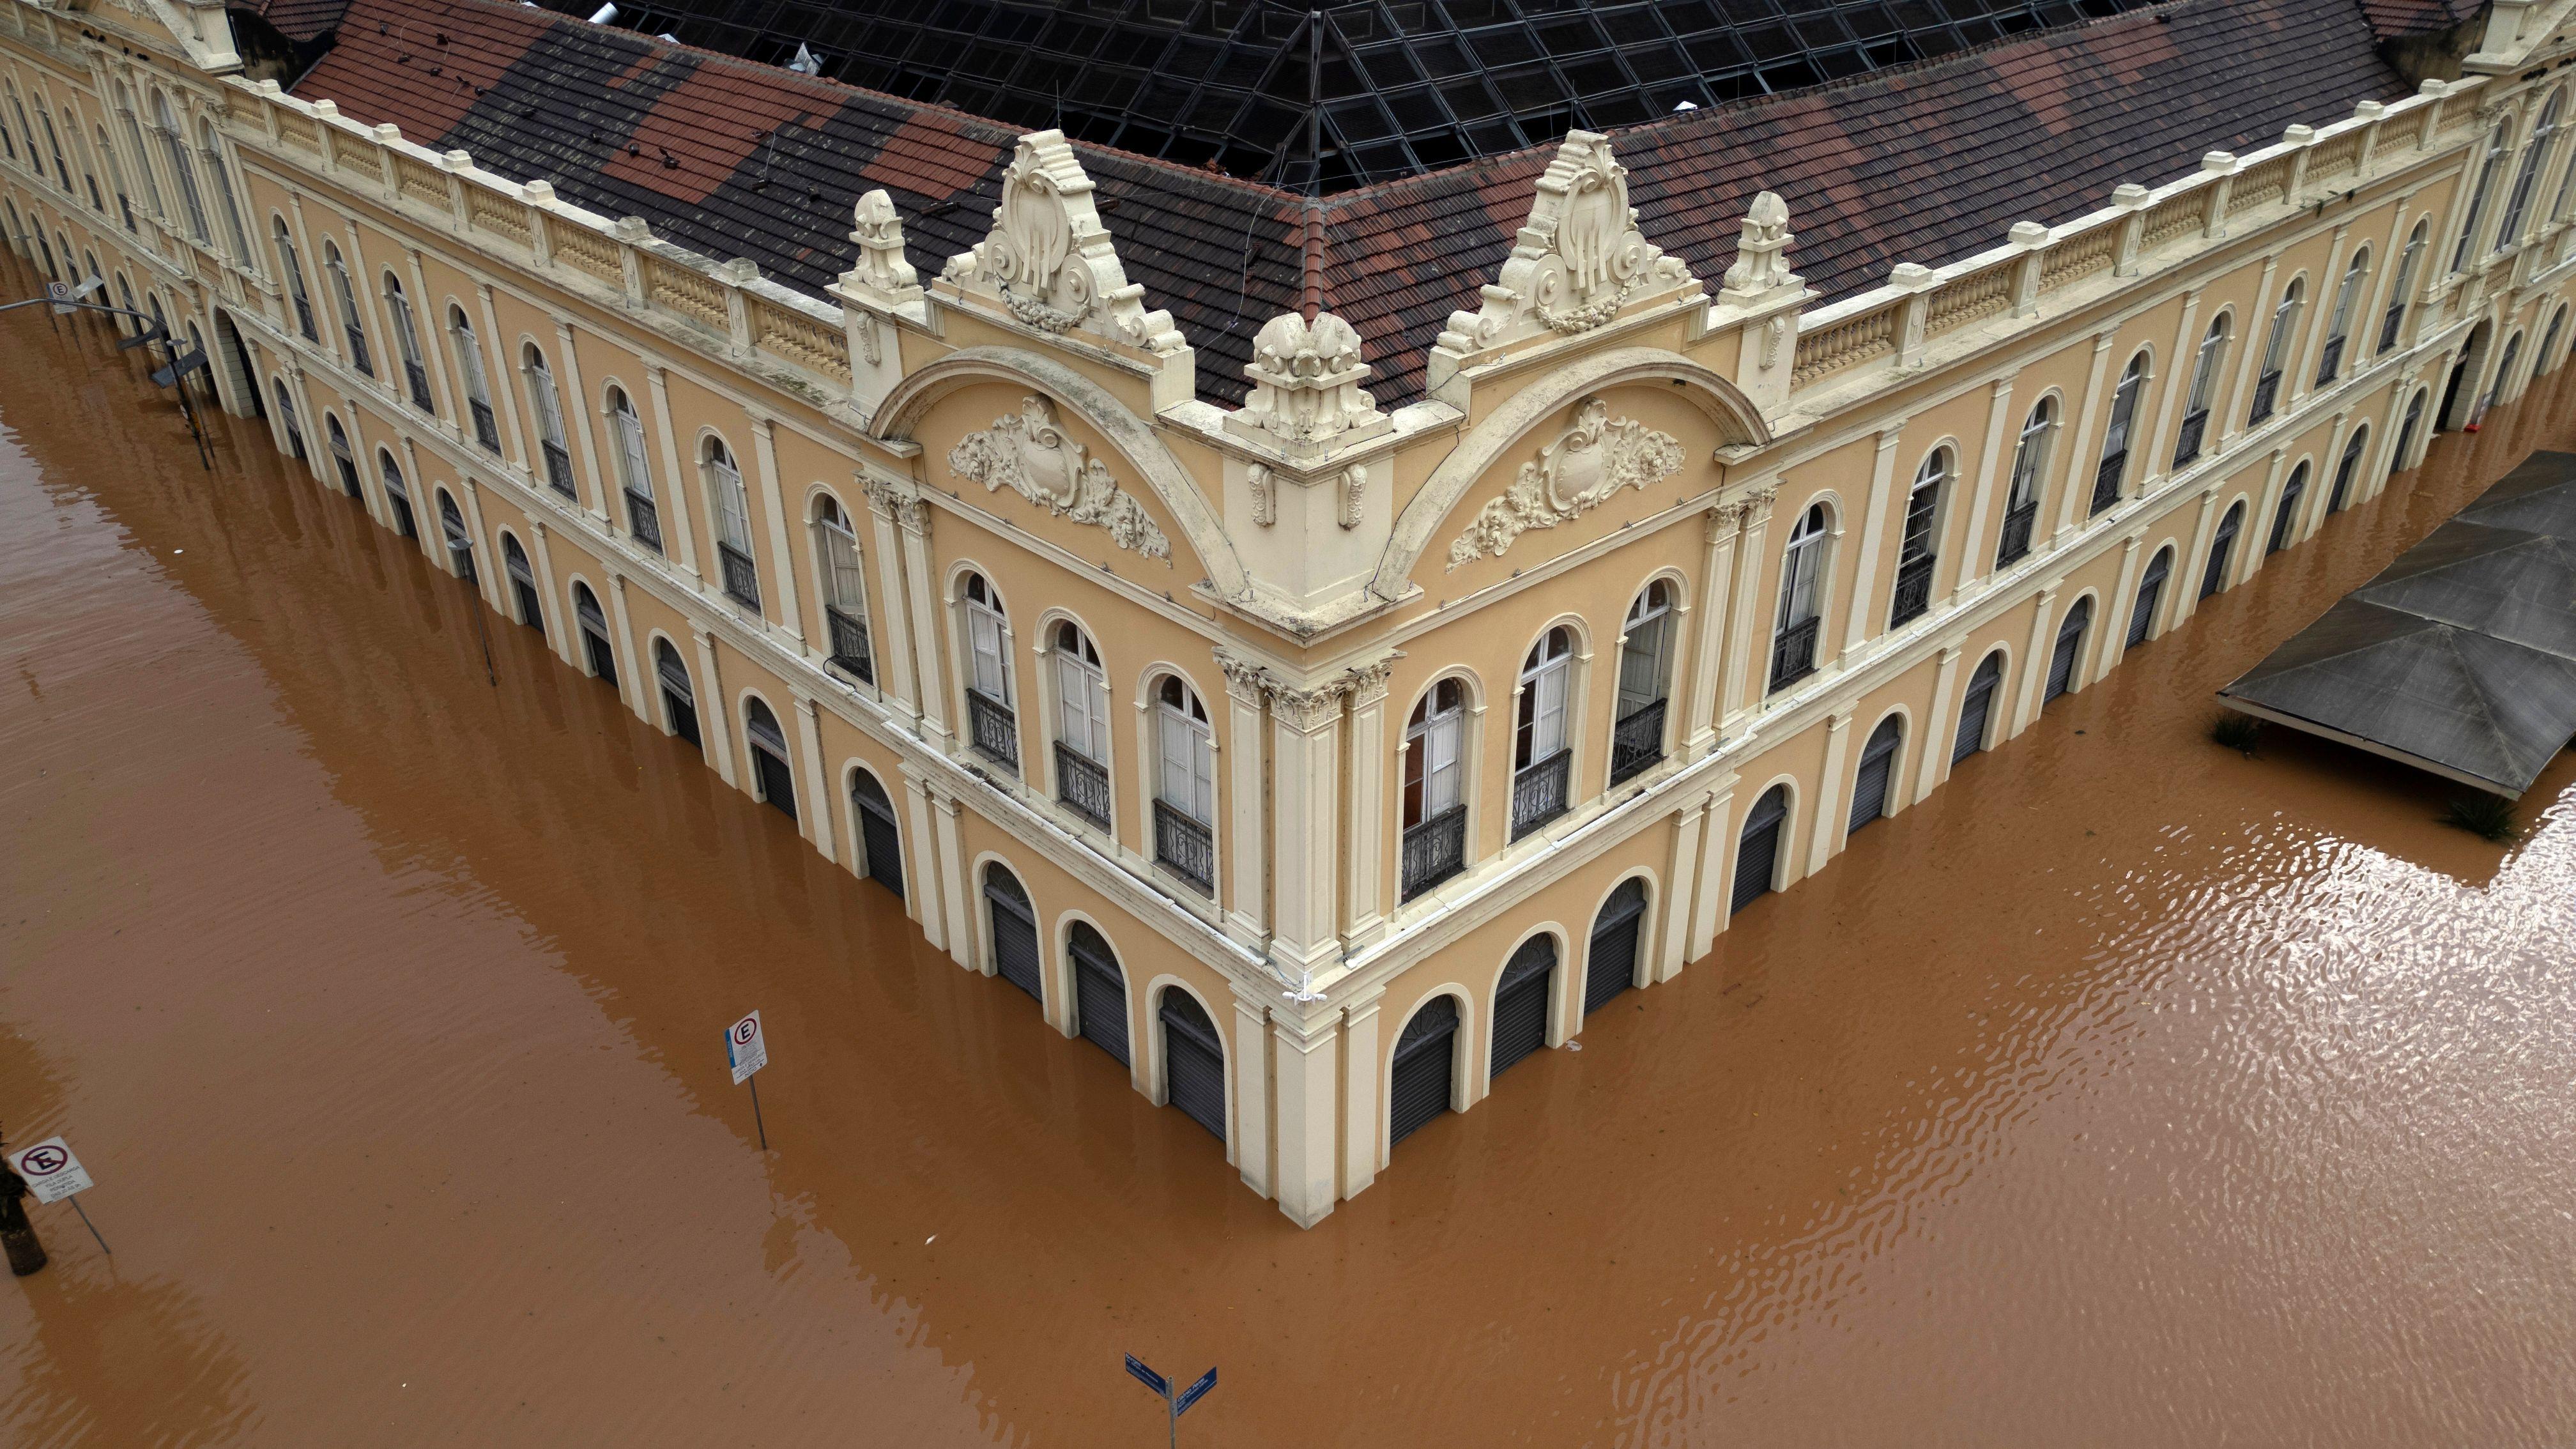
(4, 249, 2576, 1446)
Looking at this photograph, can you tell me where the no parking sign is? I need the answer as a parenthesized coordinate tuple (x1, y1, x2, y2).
(8, 1137, 92, 1204)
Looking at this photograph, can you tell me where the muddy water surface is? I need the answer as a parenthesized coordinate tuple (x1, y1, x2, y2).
(4, 257, 2575, 1447)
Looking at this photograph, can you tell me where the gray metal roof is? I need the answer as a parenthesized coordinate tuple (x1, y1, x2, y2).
(2219, 452, 2576, 797)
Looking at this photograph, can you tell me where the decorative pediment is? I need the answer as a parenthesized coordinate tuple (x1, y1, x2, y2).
(1437, 131, 1695, 358)
(1445, 397, 1684, 569)
(937, 131, 1186, 357)
(948, 395, 1172, 562)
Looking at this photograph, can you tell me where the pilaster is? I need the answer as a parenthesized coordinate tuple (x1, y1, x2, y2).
(2009, 581, 2063, 738)
(1339, 991, 1383, 1196)
(747, 413, 806, 647)
(859, 473, 922, 721)
(931, 786, 971, 967)
(793, 690, 836, 863)
(1268, 677, 1347, 981)
(1270, 1010, 1341, 1228)
(1685, 775, 1738, 959)
(552, 319, 610, 525)
(2054, 331, 2120, 542)
(1840, 426, 1907, 661)
(1951, 375, 2016, 598)
(642, 361, 702, 578)
(1230, 992, 1272, 1195)
(2219, 258, 2281, 456)
(1214, 650, 1273, 949)
(528, 519, 570, 665)
(1913, 643, 1964, 806)
(1342, 657, 1397, 950)
(1804, 709, 1855, 876)
(1685, 502, 1742, 756)
(474, 280, 528, 470)
(2097, 533, 2147, 676)
(606, 571, 647, 723)
(2171, 489, 2223, 627)
(2138, 288, 2204, 493)
(1656, 793, 1708, 982)
(1719, 489, 1777, 728)
(691, 625, 738, 788)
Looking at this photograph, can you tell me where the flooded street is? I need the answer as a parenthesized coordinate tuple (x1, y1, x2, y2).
(5, 251, 2576, 1447)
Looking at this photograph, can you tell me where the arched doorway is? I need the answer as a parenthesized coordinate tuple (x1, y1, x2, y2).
(1067, 922, 1128, 1066)
(572, 583, 617, 686)
(982, 863, 1041, 1001)
(1489, 934, 1556, 1080)
(1847, 715, 1903, 833)
(1388, 995, 1459, 1149)
(1585, 878, 1647, 1015)
(2267, 463, 2310, 555)
(502, 534, 542, 632)
(436, 491, 475, 581)
(379, 452, 417, 539)
(2044, 597, 2092, 705)
(270, 379, 305, 461)
(1159, 990, 1226, 1142)
(211, 310, 259, 418)
(2127, 546, 2174, 648)
(2202, 503, 2244, 601)
(743, 698, 797, 820)
(1952, 652, 2005, 763)
(325, 415, 361, 498)
(849, 770, 903, 898)
(654, 639, 700, 748)
(2440, 322, 2490, 431)
(1733, 785, 1790, 912)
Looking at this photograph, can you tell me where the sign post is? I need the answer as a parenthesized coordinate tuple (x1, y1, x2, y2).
(1125, 1354, 1216, 1448)
(7, 1137, 109, 1257)
(726, 1011, 770, 1151)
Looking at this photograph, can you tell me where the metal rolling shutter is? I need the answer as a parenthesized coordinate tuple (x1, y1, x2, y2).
(1733, 788, 1788, 912)
(1388, 996, 1458, 1147)
(985, 871, 1042, 1001)
(1848, 721, 1899, 833)
(1070, 926, 1129, 1066)
(1952, 666, 1999, 763)
(2128, 551, 2170, 647)
(1489, 937, 1554, 1079)
(2045, 602, 2090, 703)
(852, 776, 904, 898)
(1585, 880, 1646, 1014)
(1160, 992, 1227, 1142)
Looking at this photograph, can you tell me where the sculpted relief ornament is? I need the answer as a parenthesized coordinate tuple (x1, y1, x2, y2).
(949, 395, 1172, 563)
(1446, 397, 1686, 569)
(1437, 131, 1694, 356)
(938, 131, 1185, 356)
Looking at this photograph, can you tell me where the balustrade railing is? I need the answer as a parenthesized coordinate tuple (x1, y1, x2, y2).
(1400, 804, 1468, 900)
(967, 689, 1018, 771)
(1769, 616, 1820, 693)
(1055, 741, 1111, 828)
(1509, 749, 1572, 840)
(1608, 698, 1667, 785)
(1153, 799, 1215, 893)
(1889, 553, 1936, 627)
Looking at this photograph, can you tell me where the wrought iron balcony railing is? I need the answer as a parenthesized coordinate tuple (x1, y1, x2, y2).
(1608, 697, 1667, 785)
(1055, 742, 1112, 827)
(1153, 799, 1215, 893)
(825, 606, 873, 684)
(2089, 450, 2126, 515)
(468, 399, 501, 453)
(1509, 749, 1571, 840)
(1400, 804, 1467, 901)
(716, 542, 761, 610)
(2313, 334, 2346, 386)
(402, 360, 434, 413)
(1995, 498, 2038, 567)
(1768, 615, 1820, 693)
(2172, 408, 2209, 467)
(624, 488, 663, 551)
(1889, 553, 1935, 628)
(966, 689, 1018, 772)
(2248, 369, 2281, 424)
(540, 440, 575, 498)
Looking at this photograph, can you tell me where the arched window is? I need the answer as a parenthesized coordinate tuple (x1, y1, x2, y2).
(151, 91, 210, 243)
(1584, 877, 1647, 1015)
(34, 231, 56, 282)
(501, 533, 542, 632)
(1890, 450, 1945, 627)
(1388, 995, 1459, 1149)
(981, 862, 1041, 1001)
(2498, 90, 2563, 250)
(1159, 988, 1226, 1141)
(195, 117, 249, 259)
(2090, 351, 2147, 515)
(1771, 503, 1829, 691)
(436, 489, 475, 581)
(522, 343, 573, 496)
(743, 697, 797, 820)
(93, 126, 133, 231)
(324, 243, 371, 376)
(1998, 399, 2052, 568)
(1731, 784, 1790, 912)
(272, 379, 306, 461)
(2393, 391, 2426, 477)
(2317, 248, 2369, 386)
(572, 581, 617, 686)
(70, 112, 102, 213)
(273, 217, 316, 341)
(654, 638, 700, 747)
(2455, 123, 2510, 270)
(960, 572, 1016, 769)
(2043, 597, 2092, 705)
(115, 273, 139, 331)
(1066, 922, 1129, 1066)
(1153, 675, 1216, 892)
(378, 450, 417, 538)
(382, 274, 432, 411)
(2379, 221, 2426, 355)
(38, 105, 69, 191)
(1490, 934, 1556, 1080)
(111, 84, 162, 220)
(815, 496, 873, 683)
(1512, 627, 1575, 839)
(2251, 280, 2303, 424)
(1952, 651, 2006, 763)
(2541, 310, 2568, 378)
(2127, 546, 2174, 648)
(849, 769, 903, 898)
(1848, 714, 1904, 834)
(2329, 425, 2370, 514)
(2175, 316, 2228, 465)
(1401, 678, 1469, 898)
(0, 86, 15, 158)
(325, 414, 360, 498)
(2268, 463, 2310, 555)
(604, 387, 661, 550)
(703, 437, 760, 608)
(1611, 580, 1675, 783)
(1050, 621, 1109, 825)
(450, 305, 500, 452)
(2201, 501, 2244, 600)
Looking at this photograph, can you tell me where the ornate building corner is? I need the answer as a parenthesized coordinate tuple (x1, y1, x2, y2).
(1233, 312, 1388, 452)
(1720, 190, 1799, 300)
(935, 130, 1187, 362)
(839, 189, 923, 307)
(947, 395, 1172, 562)
(1710, 190, 1813, 421)
(1445, 397, 1685, 569)
(860, 470, 930, 533)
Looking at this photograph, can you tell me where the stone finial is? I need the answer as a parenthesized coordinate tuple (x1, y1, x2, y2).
(2009, 220, 2050, 248)
(1889, 261, 1935, 291)
(2283, 125, 2315, 146)
(2355, 100, 2388, 121)
(936, 130, 1184, 356)
(843, 188, 919, 300)
(1721, 190, 1796, 296)
(1239, 311, 1381, 445)
(1436, 130, 1695, 355)
(2112, 183, 2151, 209)
(2200, 150, 2237, 174)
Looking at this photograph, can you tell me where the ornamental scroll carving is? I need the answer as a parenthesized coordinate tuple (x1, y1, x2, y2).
(1437, 131, 1692, 356)
(937, 131, 1184, 355)
(947, 395, 1171, 563)
(1445, 397, 1685, 570)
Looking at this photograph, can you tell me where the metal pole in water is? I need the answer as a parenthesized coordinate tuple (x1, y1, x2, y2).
(748, 1076, 769, 1151)
(68, 1196, 109, 1256)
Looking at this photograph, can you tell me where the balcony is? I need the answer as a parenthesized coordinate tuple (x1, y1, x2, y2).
(1768, 615, 1820, 693)
(348, 332, 372, 378)
(2313, 334, 2345, 385)
(1608, 697, 1667, 785)
(1509, 749, 1571, 841)
(716, 542, 761, 610)
(2248, 369, 2281, 424)
(1400, 804, 1467, 901)
(624, 488, 663, 551)
(1153, 799, 1215, 893)
(966, 689, 1018, 771)
(2377, 308, 2405, 354)
(540, 440, 575, 498)
(2172, 408, 2209, 467)
(2089, 450, 2126, 516)
(468, 399, 501, 453)
(402, 360, 434, 414)
(1889, 553, 1935, 628)
(825, 606, 873, 684)
(293, 302, 317, 342)
(1995, 498, 2038, 567)
(1055, 741, 1111, 828)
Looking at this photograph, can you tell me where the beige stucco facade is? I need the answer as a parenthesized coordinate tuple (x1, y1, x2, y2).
(12, 0, 2576, 1225)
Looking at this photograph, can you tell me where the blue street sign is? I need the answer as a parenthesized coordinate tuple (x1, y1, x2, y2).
(1174, 1367, 1217, 1416)
(1124, 1354, 1168, 1397)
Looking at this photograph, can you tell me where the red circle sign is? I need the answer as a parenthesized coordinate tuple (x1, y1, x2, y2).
(733, 1020, 757, 1045)
(19, 1146, 67, 1176)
